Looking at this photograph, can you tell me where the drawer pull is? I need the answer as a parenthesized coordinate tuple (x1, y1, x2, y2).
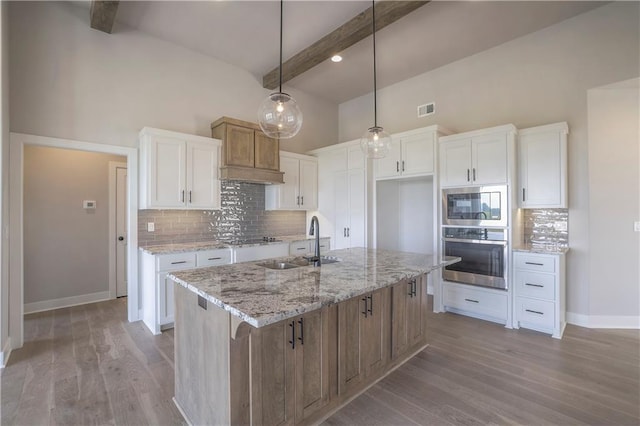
(464, 298, 479, 303)
(525, 283, 544, 288)
(207, 257, 222, 261)
(297, 247, 306, 251)
(525, 309, 544, 315)
(525, 262, 544, 266)
(171, 261, 188, 265)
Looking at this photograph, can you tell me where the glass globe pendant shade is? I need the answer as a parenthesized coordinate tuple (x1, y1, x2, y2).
(258, 92, 303, 139)
(360, 126, 391, 159)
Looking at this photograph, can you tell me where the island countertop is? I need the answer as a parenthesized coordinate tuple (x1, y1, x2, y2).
(169, 247, 460, 328)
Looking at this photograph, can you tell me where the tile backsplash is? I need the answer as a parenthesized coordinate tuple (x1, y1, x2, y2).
(139, 182, 306, 246)
(523, 208, 569, 249)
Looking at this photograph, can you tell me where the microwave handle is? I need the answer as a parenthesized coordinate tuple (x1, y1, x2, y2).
(443, 237, 508, 246)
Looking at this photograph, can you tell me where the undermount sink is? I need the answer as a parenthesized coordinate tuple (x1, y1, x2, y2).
(256, 256, 341, 270)
(256, 261, 299, 270)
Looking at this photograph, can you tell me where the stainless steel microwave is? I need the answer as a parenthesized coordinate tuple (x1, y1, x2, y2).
(442, 186, 508, 227)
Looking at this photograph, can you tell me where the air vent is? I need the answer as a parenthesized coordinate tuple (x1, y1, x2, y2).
(417, 102, 435, 118)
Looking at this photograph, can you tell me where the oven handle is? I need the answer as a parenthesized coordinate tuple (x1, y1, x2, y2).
(443, 238, 508, 246)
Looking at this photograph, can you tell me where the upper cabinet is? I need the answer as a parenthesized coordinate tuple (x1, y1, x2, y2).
(265, 152, 318, 211)
(376, 126, 448, 180)
(211, 116, 284, 184)
(139, 127, 221, 210)
(439, 124, 516, 187)
(518, 122, 568, 209)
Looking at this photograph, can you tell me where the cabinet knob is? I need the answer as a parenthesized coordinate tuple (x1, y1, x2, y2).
(118, 236, 124, 241)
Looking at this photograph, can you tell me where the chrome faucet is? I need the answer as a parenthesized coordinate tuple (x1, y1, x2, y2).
(308, 215, 321, 266)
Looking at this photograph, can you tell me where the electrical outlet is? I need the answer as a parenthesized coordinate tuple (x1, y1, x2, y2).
(148, 222, 155, 232)
(635, 221, 640, 232)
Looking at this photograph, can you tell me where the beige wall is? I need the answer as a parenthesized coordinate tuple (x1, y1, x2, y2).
(23, 146, 126, 305)
(338, 2, 639, 318)
(1, 1, 9, 354)
(587, 78, 639, 319)
(8, 1, 338, 153)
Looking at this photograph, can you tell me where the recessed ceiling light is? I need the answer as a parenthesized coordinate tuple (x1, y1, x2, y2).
(331, 55, 343, 63)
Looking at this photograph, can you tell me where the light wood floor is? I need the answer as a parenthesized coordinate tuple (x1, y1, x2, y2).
(2, 298, 639, 426)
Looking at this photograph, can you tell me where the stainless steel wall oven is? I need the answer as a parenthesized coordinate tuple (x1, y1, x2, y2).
(442, 186, 508, 227)
(442, 227, 508, 290)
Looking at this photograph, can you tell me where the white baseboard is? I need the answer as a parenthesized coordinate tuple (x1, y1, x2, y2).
(0, 337, 11, 368)
(567, 312, 640, 329)
(24, 291, 111, 314)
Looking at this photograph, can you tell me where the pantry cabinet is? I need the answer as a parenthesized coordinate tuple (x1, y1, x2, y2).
(376, 127, 446, 179)
(265, 152, 318, 210)
(439, 124, 516, 187)
(518, 122, 568, 208)
(139, 127, 221, 209)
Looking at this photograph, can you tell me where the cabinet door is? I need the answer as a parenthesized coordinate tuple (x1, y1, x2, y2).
(157, 272, 175, 326)
(391, 280, 411, 359)
(299, 159, 318, 210)
(337, 296, 365, 395)
(401, 132, 434, 176)
(251, 320, 296, 426)
(148, 136, 186, 207)
(333, 171, 350, 250)
(361, 289, 388, 376)
(407, 275, 427, 348)
(186, 141, 220, 209)
(225, 124, 255, 167)
(375, 139, 402, 179)
(279, 156, 301, 210)
(520, 131, 564, 208)
(347, 145, 365, 170)
(347, 169, 366, 248)
(472, 133, 508, 185)
(440, 139, 472, 187)
(294, 309, 329, 422)
(255, 131, 279, 171)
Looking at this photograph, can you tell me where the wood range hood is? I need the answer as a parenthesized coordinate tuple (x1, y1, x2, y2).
(211, 117, 284, 185)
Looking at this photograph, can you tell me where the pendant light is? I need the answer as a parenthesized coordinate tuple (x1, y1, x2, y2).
(258, 0, 303, 139)
(360, 0, 391, 159)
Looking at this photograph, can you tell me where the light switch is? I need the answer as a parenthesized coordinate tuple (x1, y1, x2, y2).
(148, 222, 155, 232)
(83, 200, 96, 209)
(634, 221, 640, 232)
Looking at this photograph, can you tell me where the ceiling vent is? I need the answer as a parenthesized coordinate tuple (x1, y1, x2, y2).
(417, 102, 435, 118)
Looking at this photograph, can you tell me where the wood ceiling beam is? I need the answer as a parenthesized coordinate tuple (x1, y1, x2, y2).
(262, 1, 429, 90)
(90, 1, 120, 34)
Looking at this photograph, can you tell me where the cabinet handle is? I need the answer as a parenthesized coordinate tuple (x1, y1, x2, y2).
(412, 279, 418, 297)
(525, 283, 544, 288)
(296, 196, 300, 205)
(207, 257, 222, 261)
(362, 297, 368, 318)
(472, 168, 476, 181)
(467, 169, 470, 182)
(402, 160, 405, 172)
(347, 228, 350, 237)
(525, 309, 544, 315)
(522, 188, 526, 202)
(343, 228, 347, 237)
(181, 190, 185, 202)
(298, 318, 304, 345)
(525, 262, 544, 266)
(171, 261, 187, 265)
(367, 295, 373, 316)
(407, 281, 414, 297)
(289, 321, 296, 350)
(464, 298, 479, 303)
(296, 247, 306, 251)
(301, 196, 304, 205)
(396, 161, 399, 172)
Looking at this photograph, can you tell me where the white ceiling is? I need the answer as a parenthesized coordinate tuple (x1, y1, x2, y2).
(82, 1, 606, 104)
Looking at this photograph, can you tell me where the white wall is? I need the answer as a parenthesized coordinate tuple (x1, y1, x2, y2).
(0, 0, 10, 364)
(587, 78, 639, 323)
(8, 2, 338, 153)
(339, 3, 639, 319)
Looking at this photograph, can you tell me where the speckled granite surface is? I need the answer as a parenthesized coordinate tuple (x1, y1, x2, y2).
(169, 247, 461, 328)
(513, 245, 569, 255)
(277, 235, 331, 243)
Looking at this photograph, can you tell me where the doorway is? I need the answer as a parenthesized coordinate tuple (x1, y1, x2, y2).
(109, 162, 128, 298)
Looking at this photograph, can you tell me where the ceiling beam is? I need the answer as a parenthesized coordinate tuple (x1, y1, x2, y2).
(90, 1, 120, 34)
(262, 1, 429, 90)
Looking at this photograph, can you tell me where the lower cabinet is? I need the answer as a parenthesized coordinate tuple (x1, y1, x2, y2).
(289, 238, 330, 256)
(391, 274, 427, 359)
(250, 308, 330, 425)
(337, 287, 389, 396)
(442, 281, 508, 324)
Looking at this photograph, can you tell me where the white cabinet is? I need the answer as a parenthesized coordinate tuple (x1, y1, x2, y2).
(376, 128, 440, 179)
(289, 238, 330, 256)
(141, 248, 232, 335)
(513, 251, 566, 338)
(443, 281, 508, 324)
(518, 122, 568, 208)
(439, 125, 516, 187)
(265, 152, 318, 211)
(233, 243, 289, 263)
(139, 127, 221, 210)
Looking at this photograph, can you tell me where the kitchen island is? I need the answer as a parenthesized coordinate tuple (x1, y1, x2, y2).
(169, 247, 460, 426)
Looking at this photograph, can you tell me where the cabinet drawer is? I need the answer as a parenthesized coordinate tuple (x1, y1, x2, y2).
(319, 238, 330, 251)
(158, 253, 197, 271)
(516, 297, 555, 330)
(196, 249, 232, 267)
(443, 284, 507, 321)
(290, 240, 310, 255)
(515, 271, 555, 300)
(515, 253, 556, 273)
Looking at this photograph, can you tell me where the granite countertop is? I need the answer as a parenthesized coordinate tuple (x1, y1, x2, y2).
(513, 244, 570, 255)
(277, 234, 331, 243)
(169, 247, 461, 328)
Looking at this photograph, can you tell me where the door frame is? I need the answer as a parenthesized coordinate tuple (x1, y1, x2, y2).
(109, 161, 128, 299)
(9, 132, 139, 349)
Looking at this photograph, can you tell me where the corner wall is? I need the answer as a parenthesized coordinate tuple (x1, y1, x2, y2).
(338, 2, 640, 320)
